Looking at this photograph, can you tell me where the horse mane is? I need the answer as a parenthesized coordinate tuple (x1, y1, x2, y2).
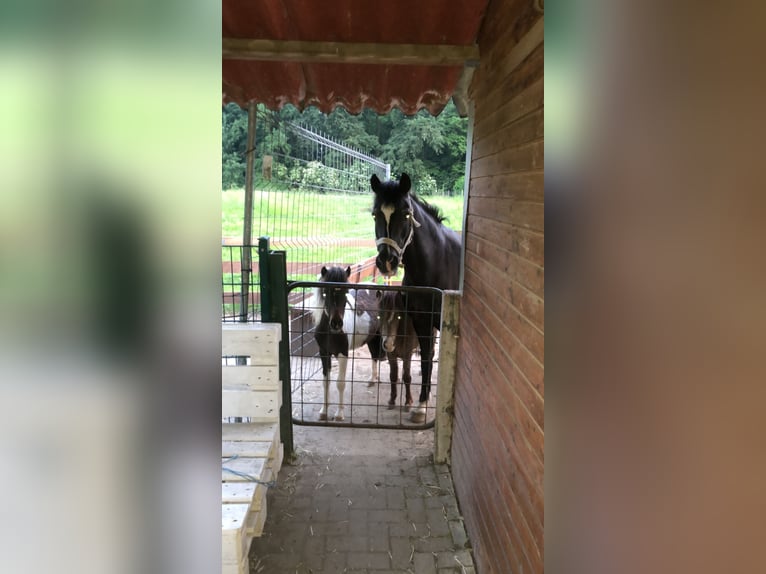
(411, 194, 447, 225)
(378, 290, 401, 313)
(309, 265, 351, 325)
(321, 266, 351, 283)
(372, 173, 448, 225)
(309, 287, 324, 325)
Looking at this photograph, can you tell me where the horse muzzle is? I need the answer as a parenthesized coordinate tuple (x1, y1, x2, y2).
(329, 316, 344, 332)
(375, 250, 399, 277)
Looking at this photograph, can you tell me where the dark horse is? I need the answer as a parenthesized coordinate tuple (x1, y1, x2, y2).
(376, 290, 420, 411)
(370, 173, 461, 422)
(310, 265, 385, 421)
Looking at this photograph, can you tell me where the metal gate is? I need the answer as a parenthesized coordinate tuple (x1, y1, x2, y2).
(287, 280, 443, 430)
(222, 108, 448, 446)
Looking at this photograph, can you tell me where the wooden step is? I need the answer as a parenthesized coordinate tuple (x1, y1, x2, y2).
(221, 420, 283, 570)
(222, 324, 283, 574)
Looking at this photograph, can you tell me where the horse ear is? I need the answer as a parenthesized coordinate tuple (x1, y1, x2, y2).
(321, 266, 328, 277)
(370, 174, 381, 193)
(345, 266, 351, 278)
(376, 290, 382, 300)
(399, 173, 411, 193)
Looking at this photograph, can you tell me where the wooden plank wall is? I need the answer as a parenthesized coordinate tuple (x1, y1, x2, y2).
(451, 2, 544, 573)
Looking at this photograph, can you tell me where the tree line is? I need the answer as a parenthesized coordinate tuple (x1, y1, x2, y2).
(222, 102, 468, 195)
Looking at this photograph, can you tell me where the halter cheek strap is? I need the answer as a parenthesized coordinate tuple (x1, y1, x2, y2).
(375, 204, 420, 259)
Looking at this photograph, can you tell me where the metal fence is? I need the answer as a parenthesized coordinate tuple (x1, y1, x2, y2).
(287, 282, 442, 429)
(222, 109, 391, 323)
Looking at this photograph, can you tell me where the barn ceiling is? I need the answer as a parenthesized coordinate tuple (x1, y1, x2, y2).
(222, 0, 489, 116)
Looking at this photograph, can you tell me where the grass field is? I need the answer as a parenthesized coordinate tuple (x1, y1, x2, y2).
(222, 188, 464, 239)
(222, 188, 463, 312)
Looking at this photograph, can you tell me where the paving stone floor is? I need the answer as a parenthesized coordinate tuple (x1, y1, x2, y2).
(249, 425, 475, 574)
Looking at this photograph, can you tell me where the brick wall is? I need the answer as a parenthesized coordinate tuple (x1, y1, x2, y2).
(451, 2, 544, 573)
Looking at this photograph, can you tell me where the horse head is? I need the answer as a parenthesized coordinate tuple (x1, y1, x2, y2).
(370, 173, 419, 277)
(318, 265, 351, 333)
(376, 290, 403, 353)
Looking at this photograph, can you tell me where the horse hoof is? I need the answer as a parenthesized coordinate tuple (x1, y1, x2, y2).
(367, 381, 376, 387)
(319, 412, 328, 421)
(334, 414, 345, 422)
(410, 411, 426, 424)
(387, 402, 396, 410)
(404, 405, 411, 412)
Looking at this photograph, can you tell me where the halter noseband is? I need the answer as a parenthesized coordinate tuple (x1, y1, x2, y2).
(375, 201, 421, 260)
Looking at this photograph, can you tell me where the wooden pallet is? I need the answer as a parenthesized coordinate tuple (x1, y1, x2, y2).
(222, 324, 283, 574)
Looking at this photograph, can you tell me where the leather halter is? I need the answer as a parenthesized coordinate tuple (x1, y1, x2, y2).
(375, 201, 421, 260)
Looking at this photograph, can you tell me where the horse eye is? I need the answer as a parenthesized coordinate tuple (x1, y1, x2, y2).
(371, 212, 376, 218)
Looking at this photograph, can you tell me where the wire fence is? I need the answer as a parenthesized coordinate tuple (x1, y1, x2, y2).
(222, 109, 391, 323)
(287, 282, 442, 429)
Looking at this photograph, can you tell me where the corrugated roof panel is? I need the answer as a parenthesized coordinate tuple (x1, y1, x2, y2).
(222, 0, 488, 115)
(302, 63, 464, 115)
(222, 60, 306, 110)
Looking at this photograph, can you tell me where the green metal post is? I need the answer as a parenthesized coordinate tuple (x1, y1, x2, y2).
(258, 237, 271, 321)
(258, 236, 294, 460)
(268, 250, 294, 460)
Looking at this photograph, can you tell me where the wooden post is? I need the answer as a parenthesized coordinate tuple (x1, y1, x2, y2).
(239, 101, 257, 322)
(435, 291, 460, 464)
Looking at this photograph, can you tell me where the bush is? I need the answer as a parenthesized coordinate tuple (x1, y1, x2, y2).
(299, 161, 339, 193)
(453, 175, 465, 195)
(416, 173, 438, 196)
(223, 157, 245, 190)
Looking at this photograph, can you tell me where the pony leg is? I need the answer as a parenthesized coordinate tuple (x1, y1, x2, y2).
(335, 354, 348, 421)
(387, 355, 399, 409)
(402, 353, 413, 411)
(367, 358, 380, 387)
(366, 333, 384, 386)
(318, 353, 332, 421)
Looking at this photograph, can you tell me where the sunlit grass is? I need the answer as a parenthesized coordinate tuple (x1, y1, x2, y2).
(222, 188, 464, 240)
(222, 188, 463, 294)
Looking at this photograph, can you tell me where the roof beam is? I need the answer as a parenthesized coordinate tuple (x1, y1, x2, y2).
(223, 38, 479, 67)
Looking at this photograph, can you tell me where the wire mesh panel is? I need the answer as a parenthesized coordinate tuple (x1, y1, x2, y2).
(222, 109, 391, 323)
(288, 282, 442, 430)
(222, 245, 259, 322)
(255, 110, 389, 284)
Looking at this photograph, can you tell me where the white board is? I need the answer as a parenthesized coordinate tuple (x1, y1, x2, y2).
(222, 365, 279, 390)
(222, 456, 267, 483)
(222, 324, 281, 365)
(222, 422, 280, 442)
(222, 388, 280, 421)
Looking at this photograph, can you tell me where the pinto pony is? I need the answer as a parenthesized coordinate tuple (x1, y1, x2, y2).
(370, 173, 461, 422)
(310, 265, 385, 421)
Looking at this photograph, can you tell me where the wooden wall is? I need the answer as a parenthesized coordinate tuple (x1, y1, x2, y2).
(451, 1, 544, 573)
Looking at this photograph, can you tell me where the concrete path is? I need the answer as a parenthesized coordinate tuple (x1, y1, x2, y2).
(249, 426, 476, 574)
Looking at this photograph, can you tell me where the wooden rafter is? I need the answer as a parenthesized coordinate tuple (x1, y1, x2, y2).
(223, 38, 480, 67)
